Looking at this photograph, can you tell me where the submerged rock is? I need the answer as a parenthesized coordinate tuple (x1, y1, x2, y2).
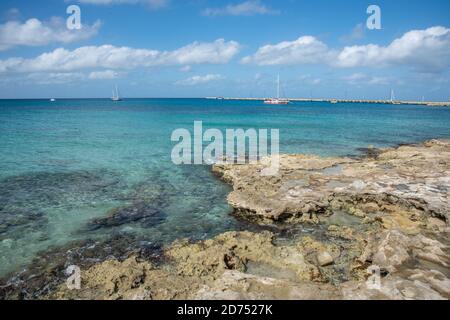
(0, 170, 124, 208)
(0, 207, 47, 236)
(0, 169, 127, 240)
(0, 233, 162, 300)
(86, 201, 166, 230)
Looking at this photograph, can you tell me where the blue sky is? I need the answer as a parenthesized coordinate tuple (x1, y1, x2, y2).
(0, 0, 449, 100)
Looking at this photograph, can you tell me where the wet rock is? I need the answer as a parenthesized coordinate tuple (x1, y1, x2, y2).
(0, 169, 126, 239)
(0, 207, 47, 236)
(0, 170, 124, 208)
(86, 202, 166, 230)
(0, 233, 162, 300)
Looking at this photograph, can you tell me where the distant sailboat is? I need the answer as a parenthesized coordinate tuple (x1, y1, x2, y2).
(390, 89, 401, 104)
(50, 98, 56, 102)
(111, 85, 122, 101)
(264, 75, 289, 105)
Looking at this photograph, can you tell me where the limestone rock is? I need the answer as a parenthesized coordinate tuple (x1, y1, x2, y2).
(194, 271, 341, 300)
(317, 251, 334, 267)
(213, 140, 450, 224)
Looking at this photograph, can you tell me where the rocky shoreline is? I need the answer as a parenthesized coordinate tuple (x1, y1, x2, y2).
(3, 140, 450, 300)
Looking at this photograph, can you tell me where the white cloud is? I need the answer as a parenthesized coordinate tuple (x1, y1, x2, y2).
(0, 17, 101, 51)
(241, 36, 331, 65)
(77, 0, 169, 9)
(343, 73, 366, 82)
(88, 70, 118, 79)
(176, 74, 224, 86)
(242, 26, 450, 73)
(368, 77, 390, 85)
(335, 26, 450, 71)
(340, 23, 365, 43)
(163, 39, 240, 65)
(26, 72, 85, 85)
(0, 39, 240, 73)
(297, 74, 322, 86)
(203, 0, 278, 16)
(343, 73, 390, 86)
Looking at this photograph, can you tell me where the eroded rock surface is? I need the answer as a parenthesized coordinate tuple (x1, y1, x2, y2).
(212, 139, 450, 224)
(50, 231, 332, 300)
(12, 140, 450, 300)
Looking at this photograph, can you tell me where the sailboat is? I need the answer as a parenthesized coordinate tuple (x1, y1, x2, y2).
(264, 75, 289, 105)
(111, 85, 122, 101)
(390, 89, 401, 105)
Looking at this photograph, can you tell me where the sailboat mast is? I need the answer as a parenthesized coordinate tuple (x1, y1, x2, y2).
(277, 74, 280, 99)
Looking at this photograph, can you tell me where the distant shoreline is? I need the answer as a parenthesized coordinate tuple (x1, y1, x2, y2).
(0, 98, 449, 106)
(220, 97, 450, 107)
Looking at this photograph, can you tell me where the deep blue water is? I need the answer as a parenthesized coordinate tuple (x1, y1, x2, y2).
(0, 98, 449, 276)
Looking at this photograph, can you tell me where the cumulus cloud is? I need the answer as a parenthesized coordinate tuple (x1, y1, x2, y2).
(0, 39, 240, 73)
(0, 17, 101, 51)
(203, 0, 278, 16)
(242, 26, 450, 73)
(88, 70, 118, 79)
(77, 0, 169, 9)
(241, 36, 331, 65)
(176, 74, 224, 86)
(334, 26, 450, 71)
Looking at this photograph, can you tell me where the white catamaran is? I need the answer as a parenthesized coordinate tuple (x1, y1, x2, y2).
(264, 75, 289, 105)
(111, 85, 122, 101)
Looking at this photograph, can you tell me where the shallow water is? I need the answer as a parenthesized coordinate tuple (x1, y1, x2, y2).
(0, 98, 449, 277)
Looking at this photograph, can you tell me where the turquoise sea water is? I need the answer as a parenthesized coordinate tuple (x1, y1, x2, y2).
(0, 98, 449, 277)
